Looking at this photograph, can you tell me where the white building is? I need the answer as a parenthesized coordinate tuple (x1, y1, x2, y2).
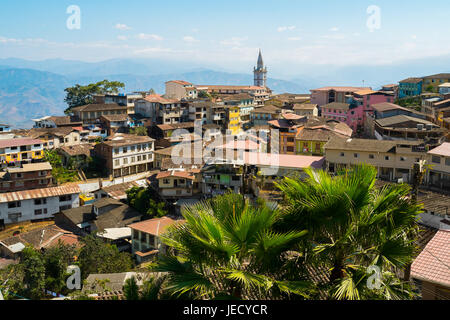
(0, 184, 81, 225)
(165, 80, 198, 100)
(439, 83, 450, 95)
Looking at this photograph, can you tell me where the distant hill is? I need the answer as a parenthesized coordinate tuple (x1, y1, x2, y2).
(0, 65, 309, 129)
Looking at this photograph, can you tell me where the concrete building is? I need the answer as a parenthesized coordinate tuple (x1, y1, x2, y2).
(250, 105, 282, 127)
(165, 80, 198, 100)
(292, 104, 318, 117)
(0, 184, 80, 225)
(135, 94, 188, 125)
(426, 143, 450, 191)
(71, 104, 128, 125)
(94, 134, 154, 178)
(438, 82, 450, 95)
(310, 86, 370, 106)
(422, 73, 450, 92)
(24, 127, 82, 150)
(0, 138, 44, 166)
(156, 169, 202, 199)
(399, 78, 423, 98)
(0, 162, 54, 193)
(129, 217, 183, 263)
(324, 137, 428, 183)
(32, 116, 82, 129)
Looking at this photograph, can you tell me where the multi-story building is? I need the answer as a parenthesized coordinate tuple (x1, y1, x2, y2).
(156, 169, 202, 199)
(165, 80, 198, 100)
(135, 94, 188, 125)
(220, 94, 255, 131)
(196, 85, 270, 106)
(0, 184, 80, 225)
(250, 105, 282, 127)
(0, 162, 54, 193)
(295, 119, 353, 156)
(71, 104, 128, 125)
(292, 104, 319, 117)
(93, 92, 145, 115)
(373, 115, 445, 148)
(94, 134, 155, 178)
(324, 137, 428, 183)
(426, 143, 450, 191)
(438, 83, 450, 95)
(422, 73, 450, 92)
(24, 127, 82, 150)
(129, 217, 183, 263)
(201, 164, 243, 196)
(32, 115, 82, 129)
(310, 86, 370, 106)
(99, 114, 129, 135)
(268, 118, 306, 155)
(188, 101, 210, 124)
(399, 78, 423, 98)
(0, 138, 44, 166)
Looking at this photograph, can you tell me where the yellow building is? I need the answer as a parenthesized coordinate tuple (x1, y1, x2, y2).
(0, 138, 45, 165)
(422, 73, 450, 92)
(226, 106, 241, 135)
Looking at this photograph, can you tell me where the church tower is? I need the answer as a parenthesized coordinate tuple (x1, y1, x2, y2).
(253, 49, 267, 87)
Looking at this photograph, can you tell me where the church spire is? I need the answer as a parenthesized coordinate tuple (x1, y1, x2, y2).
(257, 49, 264, 69)
(254, 49, 267, 87)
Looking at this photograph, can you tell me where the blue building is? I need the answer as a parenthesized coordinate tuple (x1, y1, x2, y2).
(398, 77, 423, 99)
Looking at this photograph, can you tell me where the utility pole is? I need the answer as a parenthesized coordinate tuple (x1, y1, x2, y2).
(404, 159, 427, 281)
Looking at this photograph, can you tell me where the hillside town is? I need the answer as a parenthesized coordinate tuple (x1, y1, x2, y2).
(0, 51, 449, 301)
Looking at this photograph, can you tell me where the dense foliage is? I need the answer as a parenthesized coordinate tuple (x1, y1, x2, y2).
(153, 164, 422, 300)
(64, 80, 125, 113)
(126, 186, 169, 218)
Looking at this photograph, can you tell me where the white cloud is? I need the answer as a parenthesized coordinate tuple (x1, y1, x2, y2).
(183, 36, 199, 43)
(288, 37, 302, 41)
(330, 27, 339, 32)
(115, 24, 131, 31)
(134, 47, 175, 55)
(137, 33, 163, 41)
(277, 26, 296, 32)
(411, 35, 417, 40)
(117, 35, 128, 41)
(219, 37, 248, 46)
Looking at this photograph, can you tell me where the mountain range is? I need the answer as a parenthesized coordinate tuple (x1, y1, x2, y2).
(0, 56, 449, 129)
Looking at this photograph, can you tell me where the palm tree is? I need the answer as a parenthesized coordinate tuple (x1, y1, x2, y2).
(275, 164, 422, 300)
(151, 192, 312, 300)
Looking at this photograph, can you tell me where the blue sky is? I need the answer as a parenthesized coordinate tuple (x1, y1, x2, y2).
(1, 0, 450, 77)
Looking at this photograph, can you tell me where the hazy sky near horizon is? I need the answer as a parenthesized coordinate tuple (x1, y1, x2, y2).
(1, 0, 450, 77)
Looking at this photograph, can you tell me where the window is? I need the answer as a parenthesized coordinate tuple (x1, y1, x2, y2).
(143, 154, 147, 161)
(114, 148, 119, 155)
(354, 153, 359, 158)
(340, 152, 345, 157)
(39, 171, 47, 176)
(432, 156, 441, 164)
(369, 154, 375, 159)
(59, 195, 72, 202)
(445, 158, 450, 166)
(131, 157, 136, 163)
(163, 179, 170, 184)
(123, 158, 128, 165)
(114, 159, 120, 166)
(8, 201, 21, 208)
(34, 198, 47, 205)
(385, 156, 390, 161)
(131, 146, 136, 152)
(34, 209, 48, 215)
(400, 157, 406, 162)
(59, 205, 72, 211)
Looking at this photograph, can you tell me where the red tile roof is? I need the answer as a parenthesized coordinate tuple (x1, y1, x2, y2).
(156, 171, 195, 180)
(128, 217, 184, 236)
(411, 230, 450, 287)
(0, 138, 43, 148)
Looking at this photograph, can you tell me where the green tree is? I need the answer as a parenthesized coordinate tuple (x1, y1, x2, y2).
(126, 187, 169, 218)
(276, 164, 421, 300)
(21, 247, 46, 299)
(77, 235, 134, 280)
(152, 193, 311, 300)
(43, 242, 77, 295)
(64, 80, 125, 113)
(130, 126, 148, 136)
(123, 276, 140, 300)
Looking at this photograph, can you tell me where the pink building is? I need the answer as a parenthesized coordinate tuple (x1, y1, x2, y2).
(310, 86, 370, 106)
(321, 89, 394, 133)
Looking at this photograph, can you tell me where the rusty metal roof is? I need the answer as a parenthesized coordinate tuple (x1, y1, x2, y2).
(0, 184, 80, 202)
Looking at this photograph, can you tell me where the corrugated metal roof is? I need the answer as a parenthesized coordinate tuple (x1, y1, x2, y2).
(0, 184, 80, 202)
